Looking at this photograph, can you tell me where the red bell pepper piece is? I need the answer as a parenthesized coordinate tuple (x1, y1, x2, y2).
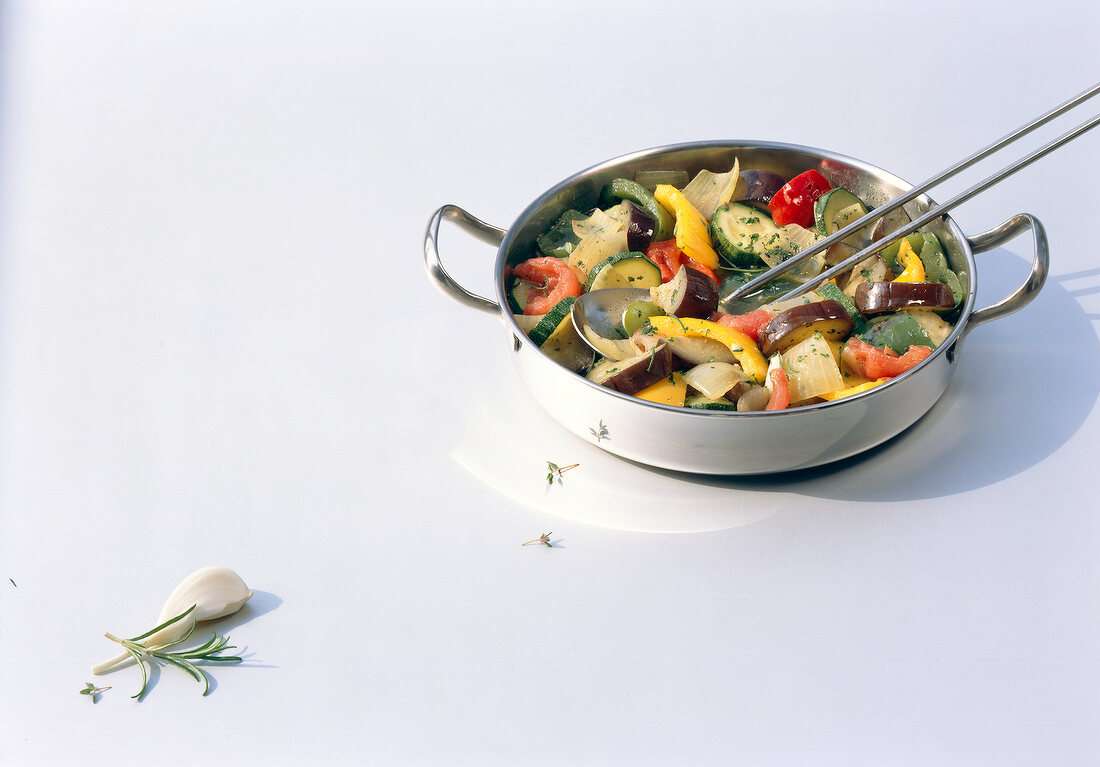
(767, 170, 832, 228)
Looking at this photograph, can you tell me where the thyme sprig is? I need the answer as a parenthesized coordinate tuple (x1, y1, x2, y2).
(589, 420, 609, 442)
(80, 682, 111, 701)
(103, 604, 243, 699)
(545, 461, 579, 484)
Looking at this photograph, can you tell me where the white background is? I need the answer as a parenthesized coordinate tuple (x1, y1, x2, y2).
(2, 1, 1099, 765)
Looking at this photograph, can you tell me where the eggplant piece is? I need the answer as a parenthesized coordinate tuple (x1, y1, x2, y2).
(587, 342, 674, 395)
(648, 265, 719, 319)
(624, 202, 656, 253)
(738, 169, 788, 206)
(759, 299, 855, 356)
(855, 281, 955, 315)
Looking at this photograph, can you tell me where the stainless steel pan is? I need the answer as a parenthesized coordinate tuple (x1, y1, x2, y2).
(424, 141, 1048, 474)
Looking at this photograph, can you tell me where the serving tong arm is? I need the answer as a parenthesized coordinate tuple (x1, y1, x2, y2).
(727, 81, 1100, 304)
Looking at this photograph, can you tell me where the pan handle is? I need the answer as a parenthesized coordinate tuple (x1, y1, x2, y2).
(424, 204, 506, 316)
(964, 212, 1049, 333)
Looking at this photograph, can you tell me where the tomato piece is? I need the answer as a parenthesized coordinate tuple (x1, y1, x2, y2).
(716, 309, 776, 344)
(512, 256, 582, 316)
(841, 337, 932, 379)
(765, 367, 790, 411)
(645, 240, 682, 282)
(767, 170, 832, 228)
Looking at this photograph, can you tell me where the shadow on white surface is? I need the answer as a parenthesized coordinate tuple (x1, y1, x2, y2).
(438, 248, 1099, 531)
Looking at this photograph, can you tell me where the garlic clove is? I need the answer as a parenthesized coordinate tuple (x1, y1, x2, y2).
(156, 566, 254, 624)
(92, 566, 253, 675)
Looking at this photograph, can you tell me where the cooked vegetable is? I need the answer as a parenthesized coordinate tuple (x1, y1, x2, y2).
(816, 281, 867, 334)
(647, 316, 768, 384)
(764, 356, 790, 411)
(567, 229, 628, 280)
(622, 300, 665, 337)
(716, 308, 776, 344)
(685, 394, 737, 411)
(681, 362, 749, 400)
(736, 385, 771, 411)
(527, 296, 577, 346)
(653, 184, 720, 269)
(768, 169, 832, 228)
(601, 178, 675, 241)
(584, 251, 663, 292)
(860, 312, 935, 354)
(649, 264, 719, 319)
(855, 281, 955, 315)
(645, 239, 718, 284)
(739, 169, 787, 206)
(841, 337, 933, 379)
(536, 209, 587, 258)
(758, 300, 855, 357)
(781, 334, 845, 402)
(813, 188, 869, 237)
(680, 160, 740, 219)
(624, 203, 656, 252)
(893, 238, 926, 282)
(635, 371, 688, 407)
(589, 343, 674, 395)
(513, 257, 582, 316)
(711, 202, 779, 268)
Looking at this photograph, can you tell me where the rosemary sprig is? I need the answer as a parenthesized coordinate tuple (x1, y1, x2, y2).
(545, 461, 579, 484)
(102, 604, 243, 699)
(522, 532, 553, 547)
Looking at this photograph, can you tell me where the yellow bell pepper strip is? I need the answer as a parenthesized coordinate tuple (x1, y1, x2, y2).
(653, 184, 720, 269)
(635, 371, 687, 407)
(647, 316, 768, 384)
(893, 238, 926, 283)
(818, 378, 889, 401)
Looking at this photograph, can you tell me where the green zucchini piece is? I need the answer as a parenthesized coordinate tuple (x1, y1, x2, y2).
(684, 394, 736, 411)
(508, 279, 540, 314)
(583, 251, 662, 292)
(622, 300, 665, 337)
(816, 281, 867, 334)
(814, 188, 869, 237)
(528, 296, 576, 347)
(601, 178, 675, 241)
(536, 209, 586, 258)
(860, 311, 935, 354)
(710, 203, 779, 268)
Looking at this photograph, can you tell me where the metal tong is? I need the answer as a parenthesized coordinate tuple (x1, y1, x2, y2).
(726, 82, 1100, 305)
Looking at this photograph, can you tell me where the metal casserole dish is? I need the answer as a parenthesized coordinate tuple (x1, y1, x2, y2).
(424, 141, 1048, 475)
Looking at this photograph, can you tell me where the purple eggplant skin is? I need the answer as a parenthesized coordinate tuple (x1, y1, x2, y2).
(855, 281, 955, 315)
(602, 343, 673, 395)
(650, 265, 719, 319)
(624, 202, 656, 253)
(739, 170, 788, 205)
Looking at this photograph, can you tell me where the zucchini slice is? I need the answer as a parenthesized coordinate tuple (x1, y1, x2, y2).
(814, 188, 869, 237)
(684, 394, 737, 411)
(816, 280, 867, 334)
(527, 296, 576, 347)
(584, 251, 662, 292)
(710, 203, 780, 268)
